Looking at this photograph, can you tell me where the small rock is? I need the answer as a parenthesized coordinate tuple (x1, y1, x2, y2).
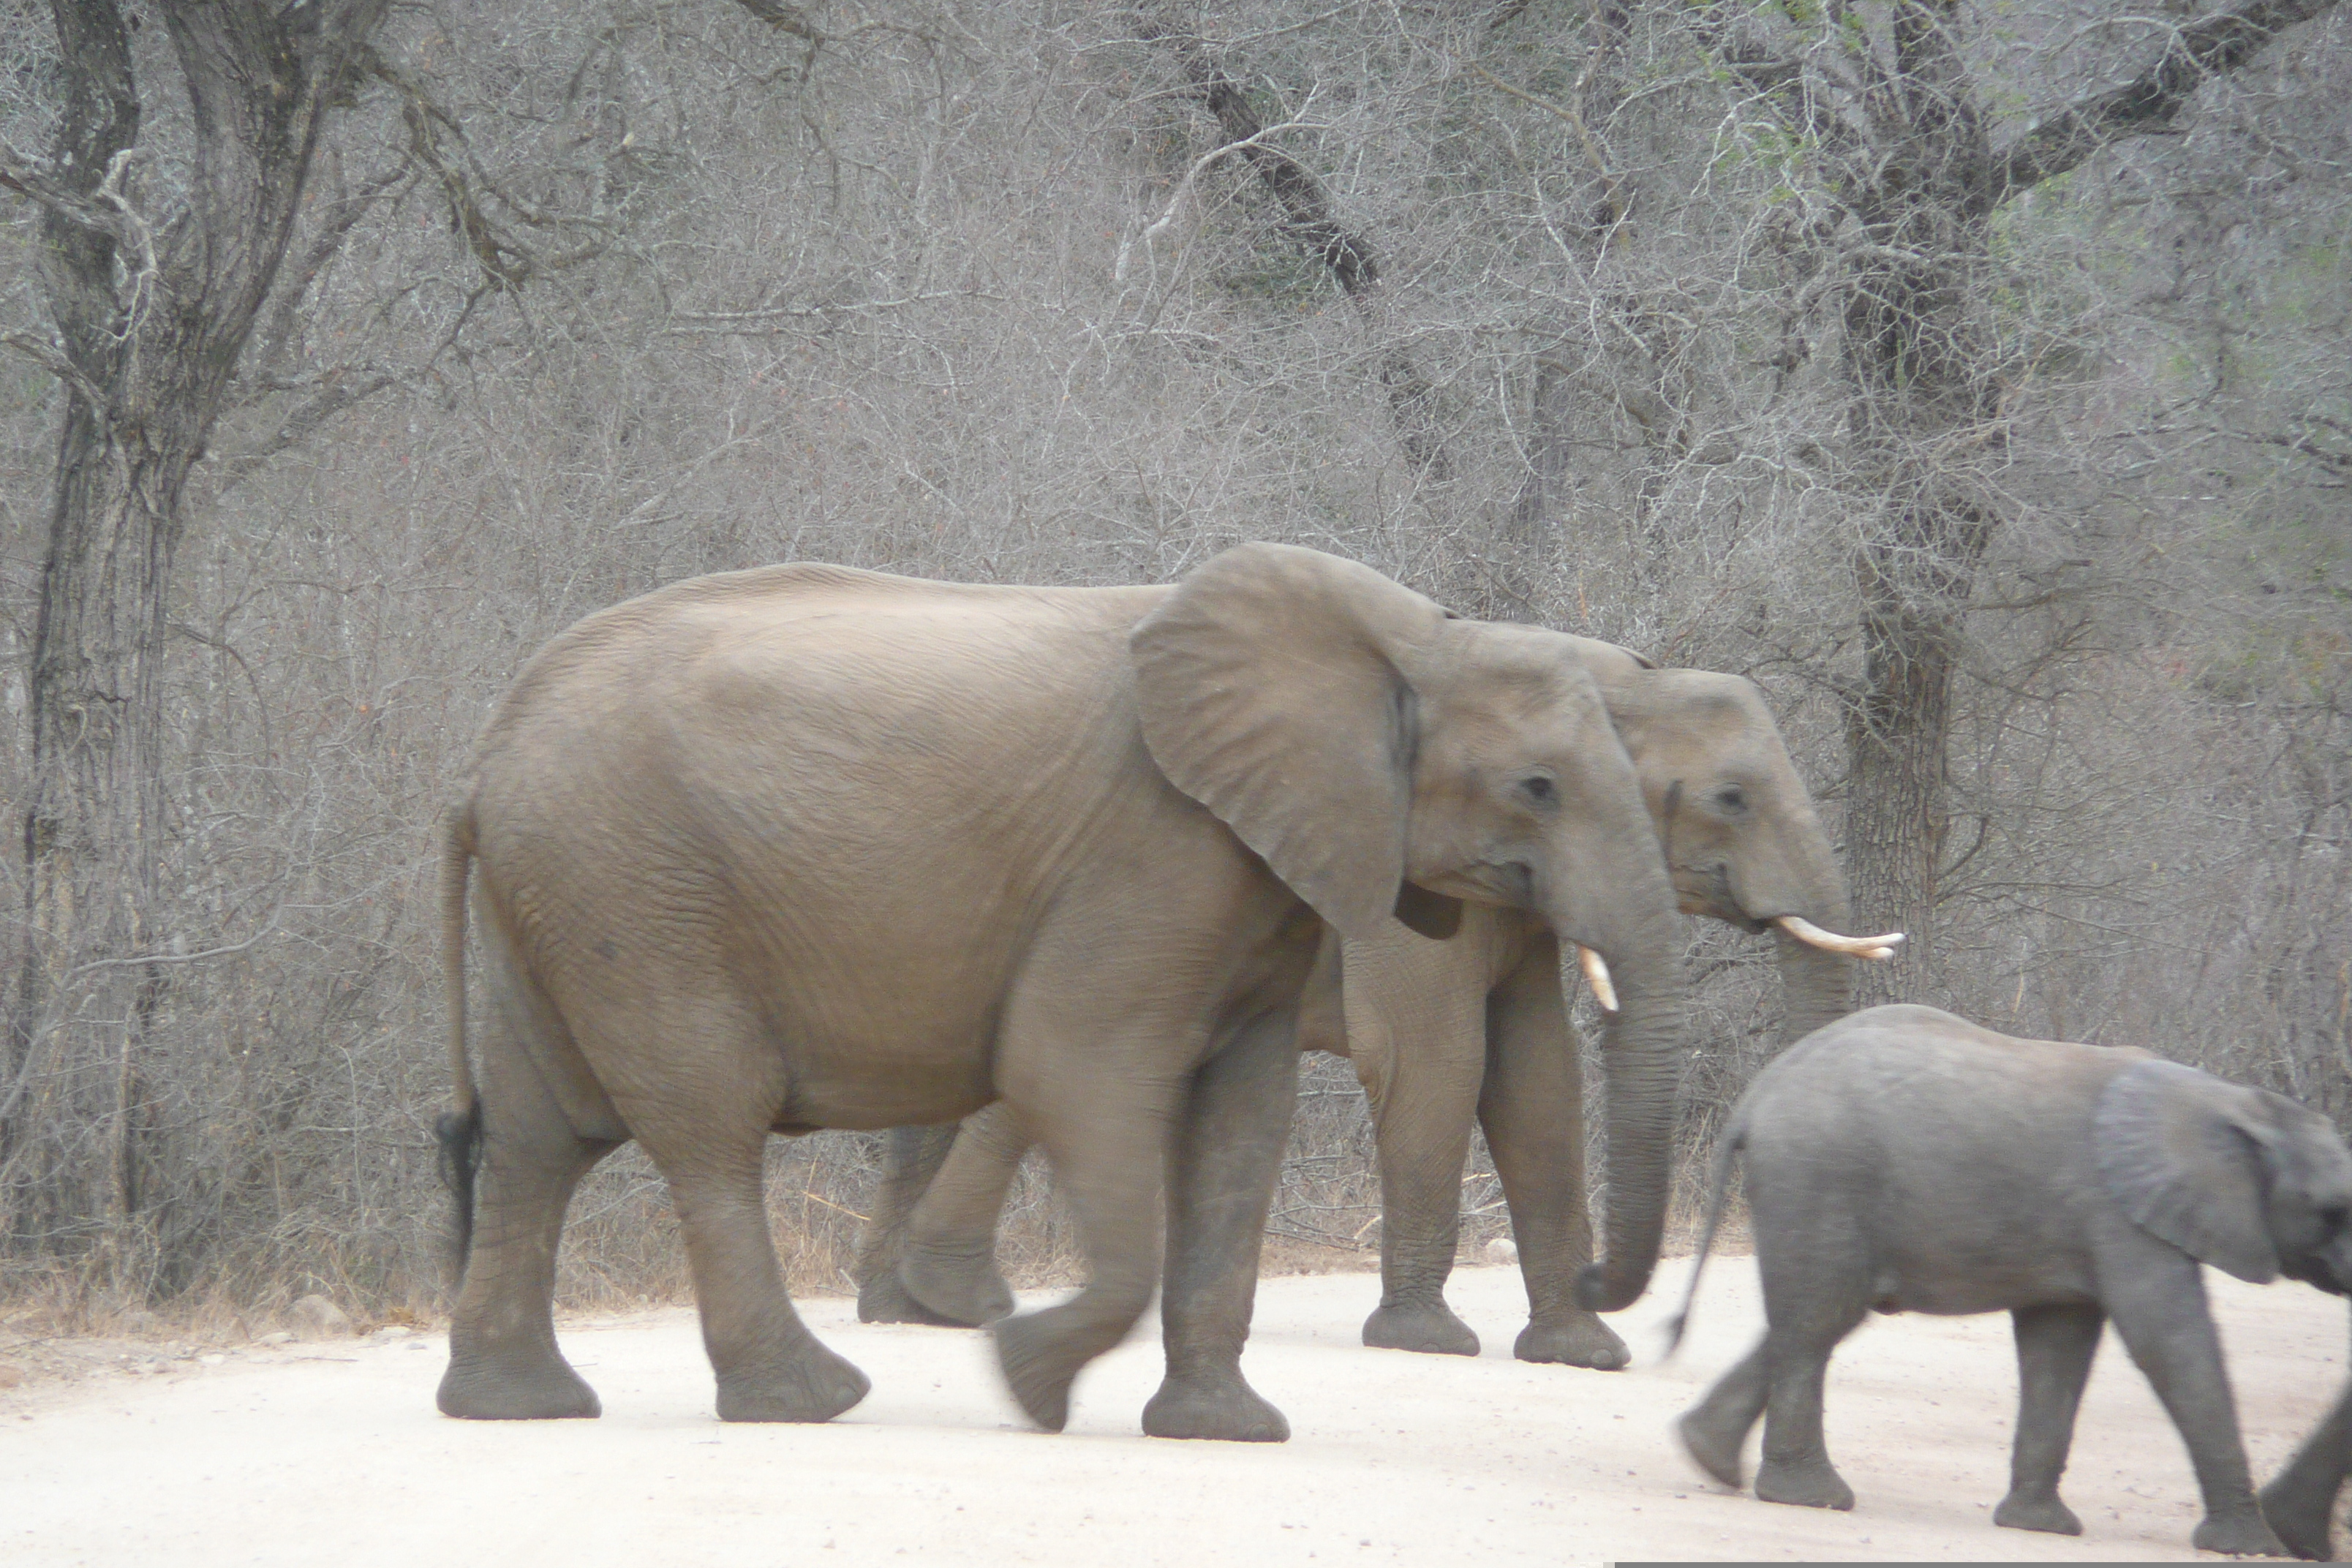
(290, 1294, 354, 1339)
(200, 1354, 226, 1367)
(255, 1330, 293, 1347)
(368, 1324, 416, 1341)
(1483, 1237, 1520, 1267)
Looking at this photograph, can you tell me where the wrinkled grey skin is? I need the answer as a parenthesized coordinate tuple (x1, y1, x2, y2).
(2258, 1321, 2352, 1560)
(1673, 1005, 2352, 1558)
(434, 543, 1689, 1442)
(855, 646, 1859, 1373)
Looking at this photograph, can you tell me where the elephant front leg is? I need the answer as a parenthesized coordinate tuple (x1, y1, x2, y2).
(1478, 940, 1627, 1371)
(660, 1137, 870, 1424)
(1994, 1303, 2103, 1536)
(989, 991, 1184, 1433)
(853, 1125, 967, 1324)
(899, 1101, 1028, 1326)
(2260, 1369, 2352, 1561)
(2105, 1255, 2287, 1556)
(1144, 1014, 1299, 1441)
(439, 1123, 616, 1420)
(1349, 964, 1487, 1359)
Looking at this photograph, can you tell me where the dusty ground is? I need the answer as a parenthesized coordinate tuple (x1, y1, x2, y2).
(2, 1257, 2344, 1565)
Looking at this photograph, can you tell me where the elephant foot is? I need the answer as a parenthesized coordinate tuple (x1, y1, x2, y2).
(857, 1269, 970, 1327)
(993, 1308, 1090, 1433)
(1362, 1300, 1480, 1357)
(437, 1344, 602, 1420)
(1515, 1312, 1629, 1370)
(1142, 1369, 1290, 1443)
(1676, 1409, 1748, 1490)
(2260, 1474, 2340, 1561)
(901, 1245, 1016, 1327)
(713, 1341, 870, 1423)
(1993, 1490, 2082, 1537)
(2194, 1512, 2291, 1559)
(1754, 1455, 1855, 1512)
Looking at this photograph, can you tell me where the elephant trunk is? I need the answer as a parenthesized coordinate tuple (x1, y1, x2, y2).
(1774, 876, 1860, 1044)
(1569, 906, 1689, 1315)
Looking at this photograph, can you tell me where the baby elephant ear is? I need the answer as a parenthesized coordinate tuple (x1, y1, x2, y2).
(1131, 543, 1450, 941)
(2095, 1058, 2282, 1284)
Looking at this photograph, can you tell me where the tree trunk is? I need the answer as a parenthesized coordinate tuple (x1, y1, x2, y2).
(4, 0, 389, 1275)
(1691, 0, 2341, 1009)
(1829, 0, 1999, 1007)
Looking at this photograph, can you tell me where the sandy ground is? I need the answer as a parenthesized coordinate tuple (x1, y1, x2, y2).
(3, 1259, 2345, 1566)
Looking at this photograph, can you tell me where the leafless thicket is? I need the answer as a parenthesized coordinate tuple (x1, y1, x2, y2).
(0, 0, 2345, 1323)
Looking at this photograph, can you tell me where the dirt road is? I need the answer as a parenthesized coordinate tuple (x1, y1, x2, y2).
(4, 1259, 2342, 1564)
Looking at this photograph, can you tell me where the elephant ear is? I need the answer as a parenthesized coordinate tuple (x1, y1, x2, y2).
(1131, 543, 1454, 941)
(2095, 1058, 2282, 1284)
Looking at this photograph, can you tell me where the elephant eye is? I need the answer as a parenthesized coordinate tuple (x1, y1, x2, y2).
(1518, 774, 1558, 807)
(1715, 785, 1748, 813)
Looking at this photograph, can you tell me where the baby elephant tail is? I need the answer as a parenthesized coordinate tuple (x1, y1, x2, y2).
(1663, 1112, 1746, 1359)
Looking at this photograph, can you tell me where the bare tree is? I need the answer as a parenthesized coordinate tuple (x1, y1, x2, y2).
(1684, 0, 2345, 1000)
(2, 0, 389, 1267)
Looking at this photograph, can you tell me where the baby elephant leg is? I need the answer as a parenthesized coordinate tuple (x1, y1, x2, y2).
(2261, 1372, 2352, 1561)
(2105, 1259, 2288, 1557)
(1678, 1336, 1768, 1489)
(1738, 1233, 1866, 1512)
(1994, 1303, 2104, 1535)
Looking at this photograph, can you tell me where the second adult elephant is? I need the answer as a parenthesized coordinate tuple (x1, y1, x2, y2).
(855, 641, 1893, 1367)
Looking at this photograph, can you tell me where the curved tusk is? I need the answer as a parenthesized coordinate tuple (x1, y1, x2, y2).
(1577, 944, 1620, 1013)
(1775, 914, 1906, 962)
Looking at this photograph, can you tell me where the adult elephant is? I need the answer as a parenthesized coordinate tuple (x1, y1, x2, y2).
(853, 638, 1893, 1369)
(434, 544, 1689, 1442)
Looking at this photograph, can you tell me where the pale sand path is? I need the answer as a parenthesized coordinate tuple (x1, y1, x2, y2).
(4, 1259, 2344, 1564)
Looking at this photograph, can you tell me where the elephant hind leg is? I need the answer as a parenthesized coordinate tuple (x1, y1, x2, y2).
(439, 1115, 617, 1420)
(1678, 1336, 1767, 1489)
(674, 1151, 871, 1422)
(899, 1101, 1027, 1327)
(439, 946, 619, 1421)
(1994, 1303, 2103, 1536)
(617, 1002, 868, 1423)
(854, 1126, 970, 1325)
(1751, 1237, 1866, 1511)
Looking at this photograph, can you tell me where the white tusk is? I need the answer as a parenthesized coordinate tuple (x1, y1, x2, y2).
(1578, 945, 1620, 1013)
(1775, 914, 1906, 961)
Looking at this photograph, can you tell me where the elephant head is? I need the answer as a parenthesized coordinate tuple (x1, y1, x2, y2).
(1131, 543, 1688, 1313)
(2097, 1059, 2352, 1292)
(1584, 657, 1893, 1044)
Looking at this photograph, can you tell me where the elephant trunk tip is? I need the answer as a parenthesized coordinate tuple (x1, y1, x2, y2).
(1575, 1260, 1649, 1314)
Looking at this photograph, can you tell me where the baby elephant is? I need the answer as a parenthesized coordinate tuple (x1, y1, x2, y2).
(1673, 1003, 2352, 1558)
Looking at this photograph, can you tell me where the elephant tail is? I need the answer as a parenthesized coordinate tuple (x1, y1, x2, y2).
(434, 798, 484, 1284)
(1662, 1109, 1745, 1359)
